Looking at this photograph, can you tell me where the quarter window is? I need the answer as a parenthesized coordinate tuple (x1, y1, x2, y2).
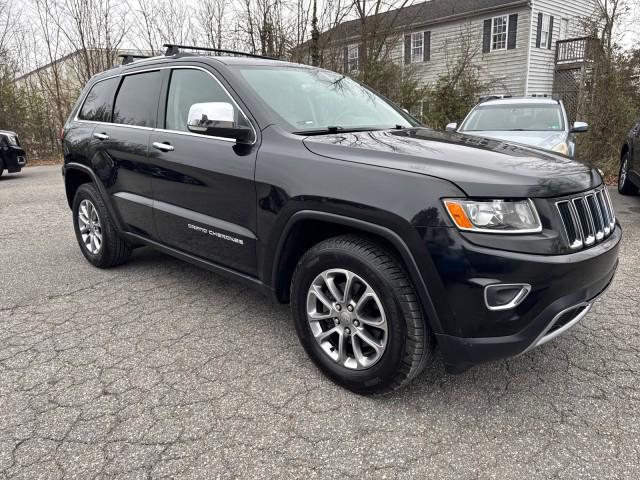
(165, 69, 245, 133)
(347, 45, 359, 71)
(78, 77, 119, 122)
(113, 71, 162, 127)
(411, 32, 423, 63)
(491, 15, 508, 51)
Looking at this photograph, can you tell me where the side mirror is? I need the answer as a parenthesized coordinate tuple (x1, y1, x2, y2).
(571, 121, 589, 133)
(445, 122, 458, 132)
(187, 102, 253, 143)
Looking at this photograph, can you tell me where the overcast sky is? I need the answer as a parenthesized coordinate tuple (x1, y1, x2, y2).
(621, 2, 640, 48)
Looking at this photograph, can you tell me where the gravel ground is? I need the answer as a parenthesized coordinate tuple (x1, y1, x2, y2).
(0, 165, 639, 479)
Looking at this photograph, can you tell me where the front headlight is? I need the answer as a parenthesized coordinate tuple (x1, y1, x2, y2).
(443, 199, 542, 233)
(551, 142, 569, 156)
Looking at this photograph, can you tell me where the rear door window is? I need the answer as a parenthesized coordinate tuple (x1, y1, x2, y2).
(78, 77, 119, 122)
(113, 71, 162, 127)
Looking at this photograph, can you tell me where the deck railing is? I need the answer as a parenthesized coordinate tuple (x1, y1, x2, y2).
(555, 37, 598, 65)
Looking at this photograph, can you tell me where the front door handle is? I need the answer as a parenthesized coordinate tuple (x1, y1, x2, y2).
(152, 142, 175, 152)
(93, 132, 109, 140)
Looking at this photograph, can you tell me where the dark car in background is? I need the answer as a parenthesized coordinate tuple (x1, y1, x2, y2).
(619, 119, 640, 195)
(61, 45, 620, 394)
(0, 130, 27, 177)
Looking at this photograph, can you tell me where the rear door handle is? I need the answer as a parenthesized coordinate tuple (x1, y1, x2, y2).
(152, 142, 174, 152)
(93, 132, 109, 140)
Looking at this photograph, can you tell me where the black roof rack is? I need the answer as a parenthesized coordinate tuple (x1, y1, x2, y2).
(163, 43, 282, 61)
(478, 95, 504, 104)
(119, 54, 152, 65)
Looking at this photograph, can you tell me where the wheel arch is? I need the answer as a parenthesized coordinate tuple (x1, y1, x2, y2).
(270, 210, 443, 333)
(621, 142, 630, 159)
(63, 163, 124, 232)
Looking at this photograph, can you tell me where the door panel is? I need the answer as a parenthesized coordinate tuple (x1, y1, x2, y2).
(149, 66, 259, 275)
(93, 124, 155, 236)
(149, 132, 258, 275)
(632, 121, 640, 176)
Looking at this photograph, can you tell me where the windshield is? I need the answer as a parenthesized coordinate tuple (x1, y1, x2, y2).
(237, 67, 416, 133)
(461, 104, 564, 132)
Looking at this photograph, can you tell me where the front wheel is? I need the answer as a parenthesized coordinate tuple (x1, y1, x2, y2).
(618, 152, 638, 195)
(291, 235, 434, 395)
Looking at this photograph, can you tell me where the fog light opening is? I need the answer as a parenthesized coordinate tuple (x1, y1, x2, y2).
(484, 283, 531, 311)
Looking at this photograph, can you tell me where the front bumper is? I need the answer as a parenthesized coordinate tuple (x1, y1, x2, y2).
(427, 224, 621, 373)
(1, 147, 27, 172)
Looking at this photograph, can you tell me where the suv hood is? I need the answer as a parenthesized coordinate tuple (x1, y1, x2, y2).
(461, 130, 567, 151)
(302, 128, 598, 198)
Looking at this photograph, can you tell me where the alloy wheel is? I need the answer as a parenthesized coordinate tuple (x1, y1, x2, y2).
(78, 199, 103, 254)
(306, 268, 388, 370)
(620, 157, 628, 187)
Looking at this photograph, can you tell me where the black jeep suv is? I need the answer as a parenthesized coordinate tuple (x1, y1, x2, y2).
(61, 46, 620, 394)
(0, 130, 27, 176)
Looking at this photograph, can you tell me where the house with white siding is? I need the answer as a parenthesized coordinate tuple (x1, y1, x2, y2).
(309, 0, 598, 114)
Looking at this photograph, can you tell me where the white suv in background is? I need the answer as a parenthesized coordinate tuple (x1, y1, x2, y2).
(447, 97, 589, 158)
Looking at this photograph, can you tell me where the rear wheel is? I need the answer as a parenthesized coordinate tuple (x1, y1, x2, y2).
(618, 152, 638, 195)
(291, 235, 434, 395)
(72, 183, 132, 268)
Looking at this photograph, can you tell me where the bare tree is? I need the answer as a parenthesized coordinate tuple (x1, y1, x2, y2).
(61, 0, 127, 81)
(198, 0, 226, 49)
(129, 0, 163, 54)
(0, 0, 19, 60)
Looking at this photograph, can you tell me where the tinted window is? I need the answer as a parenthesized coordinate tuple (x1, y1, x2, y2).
(113, 71, 162, 127)
(166, 69, 245, 132)
(78, 77, 118, 122)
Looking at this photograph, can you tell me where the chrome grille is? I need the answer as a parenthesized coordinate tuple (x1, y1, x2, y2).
(556, 187, 616, 250)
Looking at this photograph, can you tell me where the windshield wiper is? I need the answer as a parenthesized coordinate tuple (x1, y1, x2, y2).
(293, 125, 410, 136)
(293, 126, 378, 136)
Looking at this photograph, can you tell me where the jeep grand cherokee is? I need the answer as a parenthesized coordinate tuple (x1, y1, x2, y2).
(61, 45, 620, 394)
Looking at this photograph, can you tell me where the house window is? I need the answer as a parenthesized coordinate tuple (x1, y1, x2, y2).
(540, 14, 551, 47)
(559, 18, 569, 40)
(491, 15, 508, 51)
(347, 44, 359, 71)
(411, 32, 423, 63)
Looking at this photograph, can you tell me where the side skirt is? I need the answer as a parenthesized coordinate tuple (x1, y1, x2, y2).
(124, 232, 272, 297)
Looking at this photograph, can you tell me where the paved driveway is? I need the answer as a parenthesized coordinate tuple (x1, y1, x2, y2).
(1, 166, 639, 479)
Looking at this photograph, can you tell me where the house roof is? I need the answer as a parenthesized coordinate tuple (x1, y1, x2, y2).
(324, 0, 529, 41)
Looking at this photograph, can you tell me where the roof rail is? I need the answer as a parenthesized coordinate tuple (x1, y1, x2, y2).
(478, 95, 503, 104)
(163, 43, 282, 61)
(119, 54, 152, 65)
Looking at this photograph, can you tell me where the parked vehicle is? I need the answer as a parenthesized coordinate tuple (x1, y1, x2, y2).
(447, 97, 588, 158)
(61, 45, 620, 394)
(619, 119, 640, 195)
(0, 130, 27, 177)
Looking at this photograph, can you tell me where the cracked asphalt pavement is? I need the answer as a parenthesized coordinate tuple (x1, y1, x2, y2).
(1, 165, 639, 479)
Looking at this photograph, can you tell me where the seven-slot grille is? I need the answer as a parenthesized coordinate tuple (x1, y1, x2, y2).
(556, 187, 616, 250)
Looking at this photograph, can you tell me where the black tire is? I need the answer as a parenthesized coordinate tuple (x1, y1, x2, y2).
(291, 235, 435, 395)
(72, 183, 132, 268)
(0, 159, 4, 177)
(618, 152, 638, 195)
